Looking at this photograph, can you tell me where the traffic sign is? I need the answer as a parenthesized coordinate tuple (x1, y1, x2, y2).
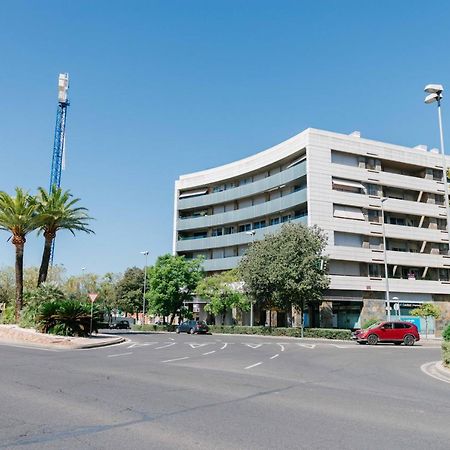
(88, 293, 98, 303)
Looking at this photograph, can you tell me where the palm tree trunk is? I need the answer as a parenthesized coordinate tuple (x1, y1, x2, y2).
(14, 240, 25, 322)
(38, 235, 53, 287)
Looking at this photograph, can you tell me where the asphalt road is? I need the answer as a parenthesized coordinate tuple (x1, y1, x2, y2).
(0, 332, 448, 450)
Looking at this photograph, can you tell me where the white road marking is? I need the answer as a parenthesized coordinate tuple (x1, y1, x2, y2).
(188, 343, 209, 349)
(155, 342, 176, 350)
(127, 343, 137, 348)
(270, 354, 279, 359)
(220, 343, 228, 350)
(245, 362, 263, 370)
(277, 344, 285, 352)
(329, 344, 359, 349)
(202, 350, 216, 355)
(421, 361, 450, 384)
(245, 343, 262, 349)
(297, 343, 316, 349)
(163, 356, 189, 363)
(108, 352, 133, 358)
(169, 338, 175, 341)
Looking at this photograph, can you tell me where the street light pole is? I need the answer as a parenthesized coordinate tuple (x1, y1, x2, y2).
(140, 251, 149, 325)
(380, 198, 391, 321)
(424, 84, 450, 251)
(245, 230, 256, 326)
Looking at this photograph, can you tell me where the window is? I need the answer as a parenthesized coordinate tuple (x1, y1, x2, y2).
(368, 209, 380, 223)
(212, 228, 223, 237)
(224, 226, 235, 235)
(333, 205, 365, 221)
(369, 264, 384, 277)
(270, 217, 280, 226)
(281, 215, 291, 223)
(366, 184, 379, 196)
(253, 220, 266, 229)
(238, 224, 252, 232)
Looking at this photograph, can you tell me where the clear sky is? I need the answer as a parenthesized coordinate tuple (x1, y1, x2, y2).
(1, 0, 450, 277)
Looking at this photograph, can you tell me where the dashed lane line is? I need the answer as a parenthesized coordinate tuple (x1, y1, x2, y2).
(245, 343, 262, 349)
(154, 342, 176, 350)
(162, 356, 190, 363)
(277, 344, 285, 352)
(297, 343, 316, 349)
(202, 350, 216, 355)
(245, 362, 263, 370)
(108, 352, 133, 358)
(270, 354, 279, 360)
(220, 343, 228, 350)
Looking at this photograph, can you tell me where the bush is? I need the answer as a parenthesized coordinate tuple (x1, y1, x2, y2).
(442, 342, 450, 368)
(207, 325, 352, 340)
(0, 304, 15, 324)
(133, 324, 177, 332)
(36, 300, 100, 337)
(442, 323, 450, 342)
(362, 318, 380, 329)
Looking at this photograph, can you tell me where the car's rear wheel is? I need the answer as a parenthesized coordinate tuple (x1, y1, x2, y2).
(189, 328, 195, 334)
(367, 334, 378, 345)
(403, 334, 415, 346)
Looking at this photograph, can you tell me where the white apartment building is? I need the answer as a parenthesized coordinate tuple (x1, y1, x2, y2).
(173, 128, 450, 333)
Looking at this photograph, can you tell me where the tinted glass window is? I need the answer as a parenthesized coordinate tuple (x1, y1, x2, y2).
(394, 323, 405, 329)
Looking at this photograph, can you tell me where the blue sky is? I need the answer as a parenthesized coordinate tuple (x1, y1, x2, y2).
(1, 0, 450, 277)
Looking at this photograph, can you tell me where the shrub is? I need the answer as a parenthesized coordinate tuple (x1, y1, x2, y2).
(362, 318, 380, 329)
(0, 304, 15, 324)
(442, 323, 450, 342)
(207, 325, 352, 340)
(442, 342, 450, 368)
(133, 324, 177, 332)
(36, 300, 100, 337)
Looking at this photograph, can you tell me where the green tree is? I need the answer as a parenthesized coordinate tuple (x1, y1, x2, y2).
(0, 188, 39, 320)
(148, 254, 203, 324)
(239, 223, 329, 334)
(35, 186, 94, 286)
(197, 270, 250, 325)
(116, 267, 145, 317)
(97, 272, 120, 323)
(411, 303, 441, 339)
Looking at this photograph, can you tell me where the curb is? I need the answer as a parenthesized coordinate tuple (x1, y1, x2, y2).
(73, 336, 127, 349)
(421, 361, 450, 384)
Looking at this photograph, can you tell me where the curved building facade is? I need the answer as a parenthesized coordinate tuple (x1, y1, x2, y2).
(174, 128, 450, 332)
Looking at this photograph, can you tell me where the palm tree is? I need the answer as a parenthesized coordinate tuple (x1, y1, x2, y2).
(0, 188, 39, 321)
(35, 186, 94, 286)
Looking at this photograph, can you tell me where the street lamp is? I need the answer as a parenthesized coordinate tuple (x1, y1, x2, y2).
(380, 198, 391, 321)
(140, 251, 149, 325)
(424, 84, 450, 250)
(245, 230, 256, 326)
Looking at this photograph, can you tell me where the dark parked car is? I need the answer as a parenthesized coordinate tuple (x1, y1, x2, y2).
(176, 320, 209, 334)
(109, 320, 131, 330)
(352, 321, 420, 346)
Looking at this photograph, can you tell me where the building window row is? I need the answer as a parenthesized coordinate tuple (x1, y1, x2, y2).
(331, 149, 444, 181)
(178, 208, 308, 241)
(179, 181, 306, 220)
(178, 152, 306, 200)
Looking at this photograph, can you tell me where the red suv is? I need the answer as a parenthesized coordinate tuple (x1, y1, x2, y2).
(353, 321, 420, 346)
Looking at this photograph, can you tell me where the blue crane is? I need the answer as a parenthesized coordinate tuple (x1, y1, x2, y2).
(49, 73, 70, 192)
(48, 73, 70, 266)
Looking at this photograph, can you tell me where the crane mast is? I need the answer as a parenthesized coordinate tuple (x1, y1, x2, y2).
(49, 73, 69, 192)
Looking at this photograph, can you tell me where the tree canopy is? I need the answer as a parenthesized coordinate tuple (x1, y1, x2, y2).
(197, 269, 249, 325)
(148, 254, 203, 323)
(238, 223, 329, 326)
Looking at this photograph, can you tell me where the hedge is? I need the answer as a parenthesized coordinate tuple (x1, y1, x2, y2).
(207, 325, 352, 340)
(133, 324, 176, 332)
(131, 324, 351, 339)
(443, 342, 450, 368)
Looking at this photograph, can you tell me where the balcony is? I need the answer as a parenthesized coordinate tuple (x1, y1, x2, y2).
(177, 161, 307, 210)
(177, 189, 307, 231)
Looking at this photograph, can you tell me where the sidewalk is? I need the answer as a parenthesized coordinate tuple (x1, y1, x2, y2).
(0, 325, 126, 349)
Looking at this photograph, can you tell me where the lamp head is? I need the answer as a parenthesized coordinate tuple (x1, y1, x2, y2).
(140, 251, 149, 255)
(424, 84, 443, 94)
(424, 93, 439, 104)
